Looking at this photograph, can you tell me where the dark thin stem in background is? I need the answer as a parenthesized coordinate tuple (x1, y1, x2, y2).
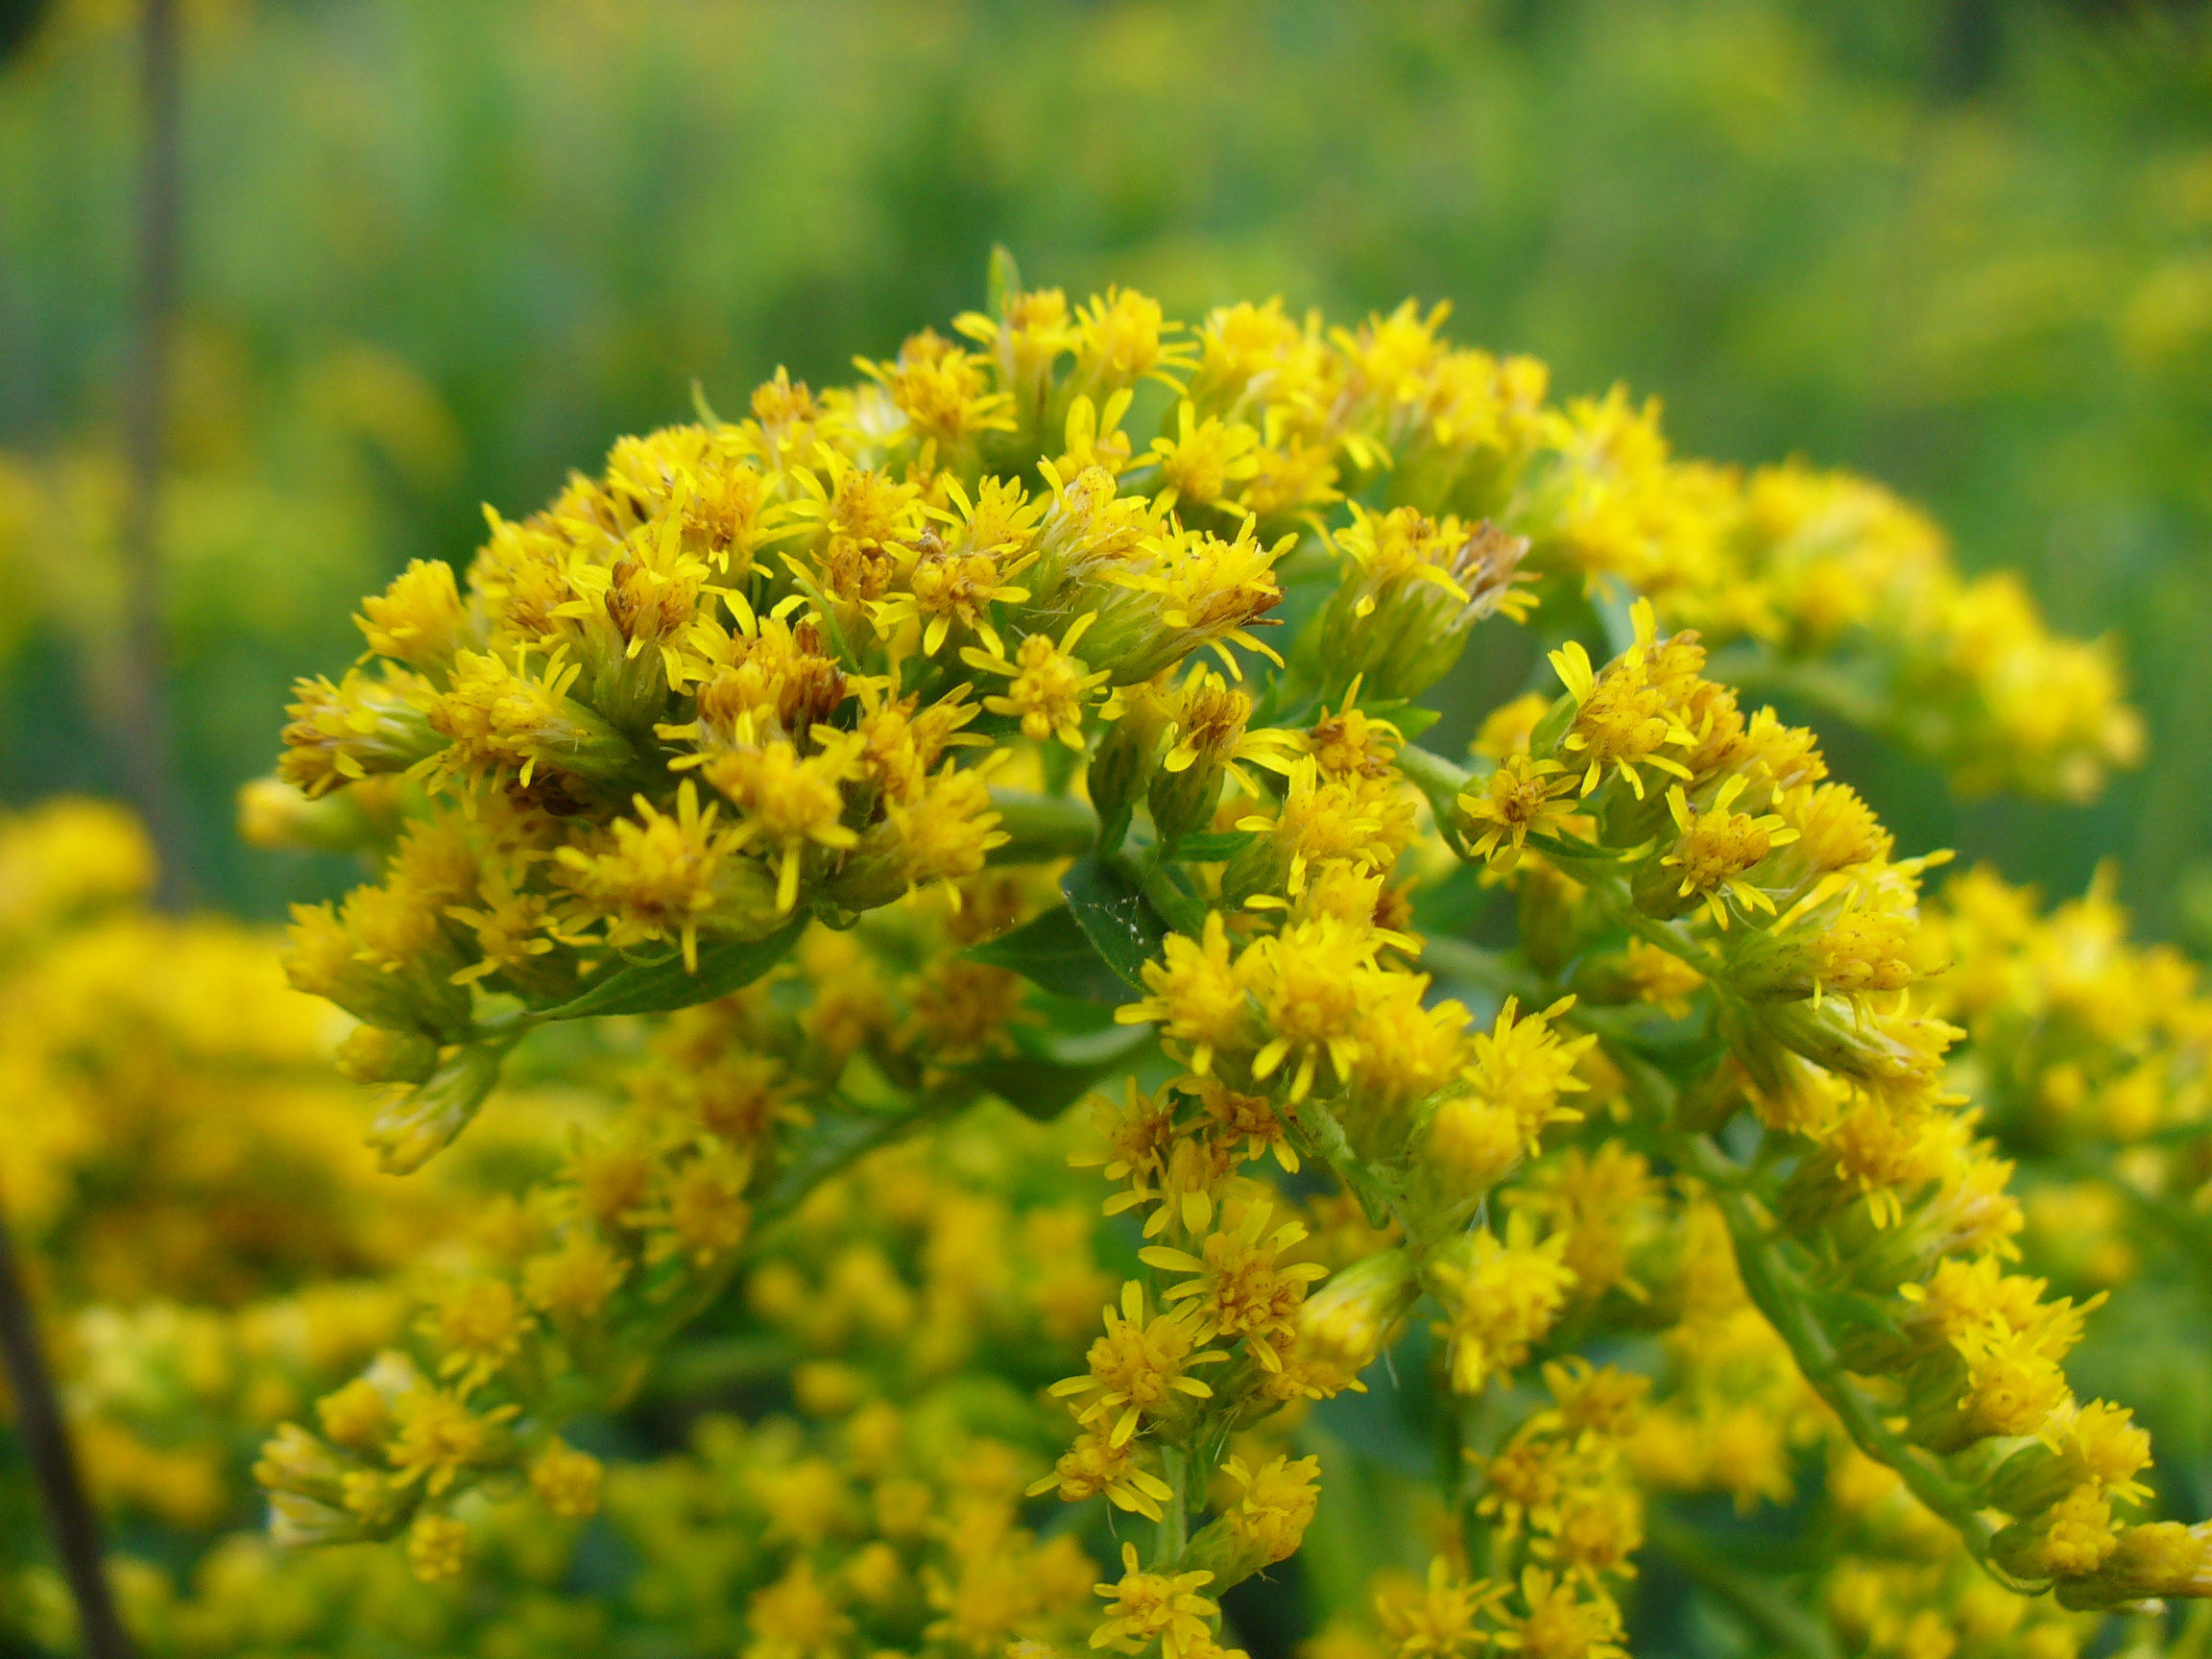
(114, 0, 191, 908)
(0, 1193, 137, 1659)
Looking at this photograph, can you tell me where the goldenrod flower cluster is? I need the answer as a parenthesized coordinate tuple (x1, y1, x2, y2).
(8, 269, 2207, 1659)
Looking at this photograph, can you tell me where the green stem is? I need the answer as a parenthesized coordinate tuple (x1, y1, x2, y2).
(1579, 877, 1726, 977)
(1645, 1510, 1839, 1659)
(1423, 731, 2039, 1593)
(1393, 743, 1470, 798)
(1118, 854, 1208, 935)
(1663, 1130, 2034, 1592)
(1284, 1096, 1403, 1235)
(0, 1190, 138, 1659)
(1418, 937, 1536, 1000)
(761, 1094, 962, 1223)
(1434, 1349, 1485, 1571)
(1157, 1444, 1190, 1565)
(1394, 744, 1474, 855)
(988, 789, 1100, 864)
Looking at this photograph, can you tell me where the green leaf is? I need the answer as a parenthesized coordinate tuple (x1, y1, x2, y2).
(1061, 854, 1170, 992)
(986, 244, 1023, 317)
(1528, 688, 1579, 757)
(966, 1024, 1153, 1122)
(1169, 830, 1259, 863)
(536, 916, 808, 1022)
(1390, 706, 1442, 739)
(964, 905, 1128, 1005)
(764, 1108, 913, 1216)
(963, 1057, 1104, 1121)
(1361, 697, 1442, 741)
(1525, 830, 1638, 868)
(1805, 1286, 1905, 1346)
(986, 788, 1100, 864)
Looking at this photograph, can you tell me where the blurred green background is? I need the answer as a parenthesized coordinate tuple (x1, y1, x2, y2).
(1, 0, 2208, 930)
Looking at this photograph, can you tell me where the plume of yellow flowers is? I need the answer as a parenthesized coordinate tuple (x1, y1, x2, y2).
(23, 256, 2187, 1659)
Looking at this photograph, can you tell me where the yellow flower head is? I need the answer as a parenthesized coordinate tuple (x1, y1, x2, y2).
(875, 476, 1041, 658)
(405, 1513, 470, 1584)
(1464, 995, 1595, 1151)
(428, 645, 635, 790)
(1491, 1567, 1626, 1659)
(1150, 400, 1262, 514)
(786, 451, 925, 603)
(685, 613, 850, 749)
(1374, 1557, 1503, 1659)
(356, 558, 470, 674)
(555, 781, 751, 967)
(858, 326, 1014, 447)
(1459, 755, 1575, 869)
(278, 666, 442, 798)
(1090, 1541, 1218, 1659)
(707, 733, 865, 912)
(1048, 1281, 1225, 1446)
(963, 615, 1113, 750)
(1654, 775, 1797, 926)
(315, 1378, 392, 1452)
(522, 1230, 627, 1321)
(1115, 911, 1258, 1077)
(1141, 1199, 1329, 1370)
(529, 1439, 604, 1520)
(1220, 1453, 1321, 1566)
(1544, 602, 1699, 800)
(881, 765, 1009, 892)
(1072, 286, 1196, 395)
(385, 1386, 514, 1496)
(638, 1142, 754, 1268)
(1160, 668, 1302, 792)
(1427, 1214, 1576, 1395)
(1241, 914, 1387, 1102)
(420, 1276, 534, 1394)
(1026, 1423, 1174, 1521)
(1110, 516, 1289, 678)
(746, 1558, 856, 1659)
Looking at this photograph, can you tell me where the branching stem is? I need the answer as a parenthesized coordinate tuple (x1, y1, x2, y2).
(1663, 1129, 2032, 1592)
(0, 1193, 138, 1658)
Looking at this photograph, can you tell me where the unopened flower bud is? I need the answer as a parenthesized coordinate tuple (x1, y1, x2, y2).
(406, 1513, 470, 1583)
(1423, 1094, 1526, 1208)
(335, 1025, 441, 1087)
(367, 1039, 511, 1175)
(252, 1422, 351, 1509)
(530, 1440, 605, 1520)
(1990, 1484, 2119, 1582)
(1179, 1453, 1322, 1592)
(238, 775, 408, 853)
(1149, 674, 1262, 846)
(277, 667, 445, 799)
(1518, 860, 1594, 977)
(1317, 508, 1530, 703)
(2056, 1522, 2212, 1609)
(1745, 995, 1959, 1094)
(1294, 1246, 1419, 1391)
(1090, 679, 1176, 838)
(265, 1489, 372, 1550)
